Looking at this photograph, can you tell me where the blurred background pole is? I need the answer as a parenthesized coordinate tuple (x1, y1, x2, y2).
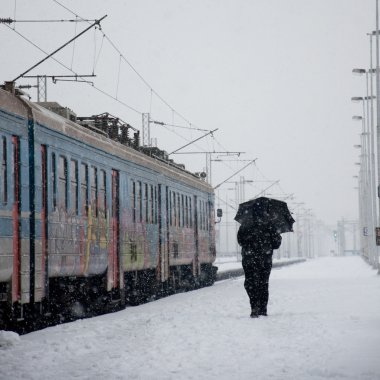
(376, 0, 380, 270)
(352, 95, 373, 263)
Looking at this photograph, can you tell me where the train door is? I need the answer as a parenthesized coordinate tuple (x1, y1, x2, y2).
(159, 185, 169, 282)
(193, 195, 199, 277)
(109, 169, 120, 293)
(40, 145, 48, 300)
(11, 136, 21, 303)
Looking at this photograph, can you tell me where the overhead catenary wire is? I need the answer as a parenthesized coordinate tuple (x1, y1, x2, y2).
(168, 129, 218, 155)
(4, 1, 305, 215)
(51, 0, 205, 132)
(3, 23, 142, 115)
(0, 18, 97, 23)
(50, 0, 228, 160)
(12, 15, 107, 81)
(18, 19, 95, 23)
(70, 16, 78, 70)
(93, 31, 105, 74)
(13, 0, 16, 29)
(150, 120, 210, 132)
(116, 54, 122, 99)
(13, 2, 305, 216)
(214, 159, 257, 190)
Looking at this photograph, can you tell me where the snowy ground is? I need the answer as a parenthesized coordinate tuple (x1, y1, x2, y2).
(215, 256, 304, 272)
(1, 256, 380, 380)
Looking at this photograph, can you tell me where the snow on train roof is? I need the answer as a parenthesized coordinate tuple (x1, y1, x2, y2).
(0, 88, 213, 194)
(0, 87, 29, 119)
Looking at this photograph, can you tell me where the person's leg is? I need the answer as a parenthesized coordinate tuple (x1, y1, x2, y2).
(259, 256, 273, 315)
(242, 255, 261, 317)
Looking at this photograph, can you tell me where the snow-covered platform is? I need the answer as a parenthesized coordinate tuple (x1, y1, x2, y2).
(215, 256, 306, 280)
(1, 256, 379, 380)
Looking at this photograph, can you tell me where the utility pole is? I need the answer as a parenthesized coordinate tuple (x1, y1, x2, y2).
(142, 113, 150, 147)
(37, 76, 47, 102)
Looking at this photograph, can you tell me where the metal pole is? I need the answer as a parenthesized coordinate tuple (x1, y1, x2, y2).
(12, 16, 107, 82)
(364, 96, 375, 265)
(376, 0, 380, 270)
(225, 192, 229, 256)
(369, 36, 380, 268)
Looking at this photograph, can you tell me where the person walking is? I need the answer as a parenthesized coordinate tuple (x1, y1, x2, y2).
(237, 221, 282, 318)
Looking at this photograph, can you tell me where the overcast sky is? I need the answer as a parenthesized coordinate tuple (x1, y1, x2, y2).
(0, 0, 375, 225)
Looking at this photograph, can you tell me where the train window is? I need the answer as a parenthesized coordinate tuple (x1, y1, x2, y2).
(173, 242, 179, 258)
(131, 180, 136, 222)
(173, 192, 177, 227)
(168, 191, 171, 226)
(70, 160, 78, 215)
(177, 193, 181, 227)
(51, 153, 57, 209)
(58, 156, 68, 210)
(171, 192, 174, 226)
(200, 200, 204, 230)
(130, 243, 137, 262)
(208, 201, 213, 231)
(205, 202, 207, 230)
(185, 196, 189, 228)
(138, 181, 142, 222)
(150, 185, 154, 224)
(199, 200, 202, 230)
(203, 201, 206, 230)
(91, 166, 98, 217)
(170, 192, 174, 226)
(181, 194, 185, 227)
(204, 202, 208, 231)
(198, 200, 201, 230)
(81, 163, 88, 216)
(154, 186, 158, 224)
(206, 201, 209, 231)
(144, 183, 148, 222)
(99, 170, 106, 217)
(1, 137, 7, 204)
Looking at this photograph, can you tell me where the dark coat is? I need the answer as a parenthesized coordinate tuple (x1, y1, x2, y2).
(237, 222, 282, 315)
(237, 222, 282, 255)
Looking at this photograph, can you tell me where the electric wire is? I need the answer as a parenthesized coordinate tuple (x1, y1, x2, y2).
(93, 32, 104, 73)
(13, 0, 17, 29)
(3, 23, 142, 115)
(6, 1, 303, 211)
(52, 0, 205, 131)
(116, 54, 121, 99)
(70, 16, 78, 70)
(6, 19, 96, 23)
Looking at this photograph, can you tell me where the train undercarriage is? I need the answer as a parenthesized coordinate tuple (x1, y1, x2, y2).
(0, 263, 218, 334)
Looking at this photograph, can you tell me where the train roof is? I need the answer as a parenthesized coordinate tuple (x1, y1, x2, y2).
(0, 87, 213, 194)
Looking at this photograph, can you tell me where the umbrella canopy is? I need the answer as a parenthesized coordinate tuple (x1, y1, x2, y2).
(234, 196, 295, 233)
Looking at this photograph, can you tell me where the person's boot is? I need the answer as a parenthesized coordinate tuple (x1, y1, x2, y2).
(259, 307, 267, 316)
(250, 308, 259, 318)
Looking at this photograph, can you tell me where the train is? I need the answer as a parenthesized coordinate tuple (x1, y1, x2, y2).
(0, 81, 219, 332)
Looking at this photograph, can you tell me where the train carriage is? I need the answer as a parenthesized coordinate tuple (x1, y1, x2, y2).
(0, 85, 218, 331)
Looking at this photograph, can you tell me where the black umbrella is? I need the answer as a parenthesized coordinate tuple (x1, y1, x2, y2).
(234, 196, 295, 234)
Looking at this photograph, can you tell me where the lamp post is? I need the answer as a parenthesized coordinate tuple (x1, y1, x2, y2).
(373, 0, 380, 271)
(353, 174, 361, 255)
(352, 95, 377, 266)
(352, 71, 377, 253)
(354, 145, 367, 259)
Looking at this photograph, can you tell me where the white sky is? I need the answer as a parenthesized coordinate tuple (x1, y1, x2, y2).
(0, 0, 375, 225)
